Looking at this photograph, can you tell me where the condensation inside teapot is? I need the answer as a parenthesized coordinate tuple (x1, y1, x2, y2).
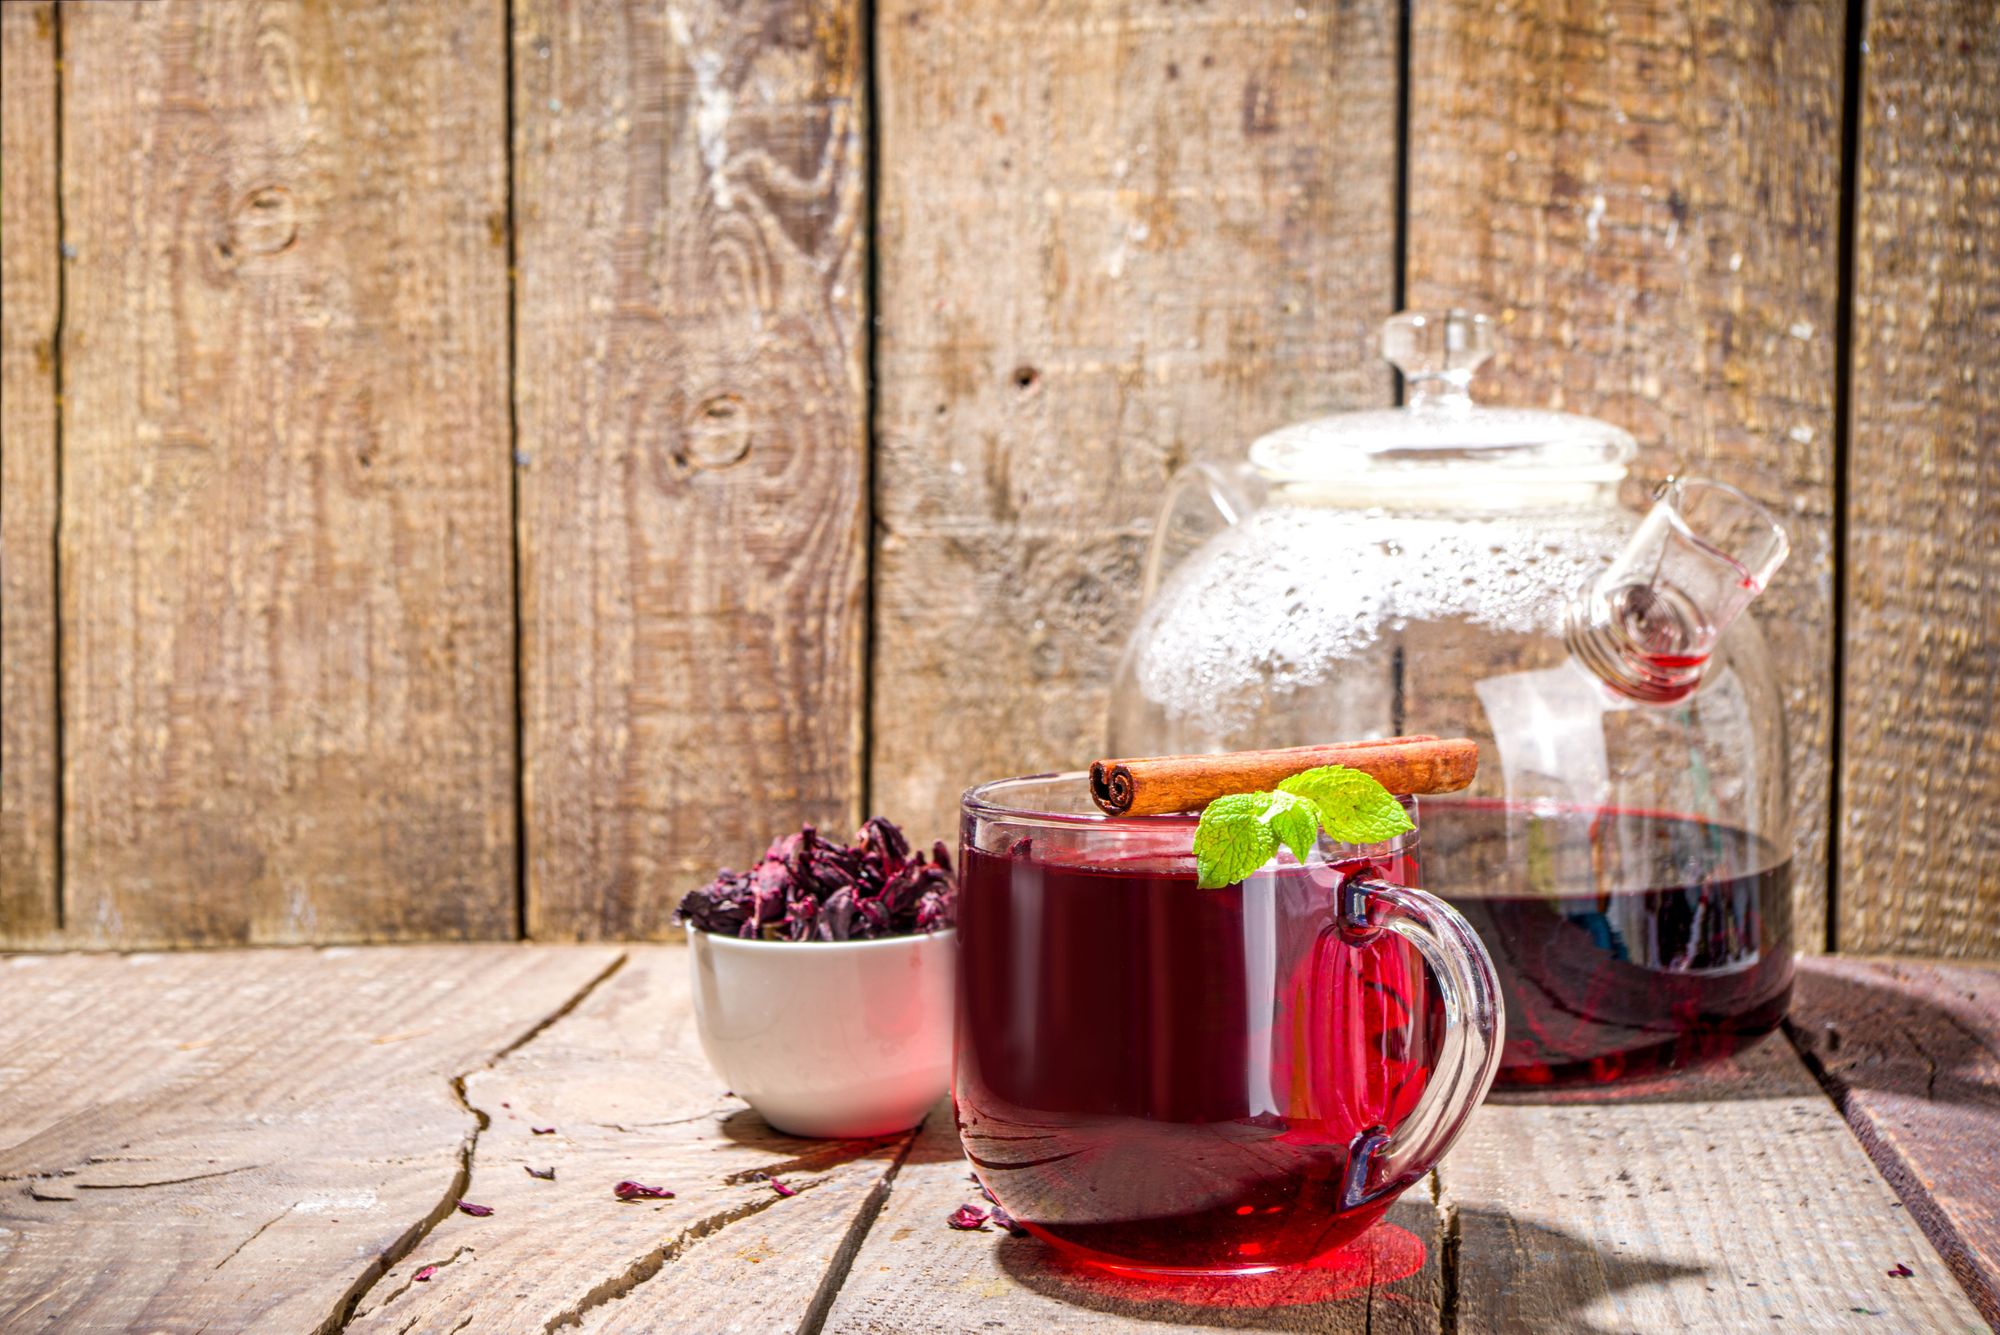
(1110, 311, 1799, 1086)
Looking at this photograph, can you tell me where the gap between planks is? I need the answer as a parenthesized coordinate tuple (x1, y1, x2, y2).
(0, 944, 934, 1333)
(326, 951, 632, 1331)
(0, 946, 627, 1331)
(1785, 956, 2000, 1328)
(334, 945, 927, 1333)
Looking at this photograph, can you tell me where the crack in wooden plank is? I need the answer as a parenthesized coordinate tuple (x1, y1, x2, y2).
(211, 1203, 293, 1270)
(322, 952, 629, 1333)
(400, 1308, 474, 1335)
(1435, 1167, 1461, 1335)
(1784, 1015, 1999, 1323)
(488, 954, 632, 1066)
(8, 1155, 253, 1195)
(76, 1164, 259, 1190)
(371, 1245, 474, 1321)
(584, 1104, 736, 1133)
(720, 1137, 905, 1185)
(538, 1179, 835, 1333)
(313, 1096, 474, 1330)
(1363, 1232, 1377, 1335)
(1903, 1023, 1943, 1101)
(796, 1124, 923, 1335)
(0, 1167, 75, 1182)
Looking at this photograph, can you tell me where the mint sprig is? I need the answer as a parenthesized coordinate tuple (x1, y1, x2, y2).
(1191, 765, 1414, 889)
(1275, 766, 1419, 846)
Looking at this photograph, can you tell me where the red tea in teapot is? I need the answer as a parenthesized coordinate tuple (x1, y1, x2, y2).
(1422, 800, 1794, 1085)
(955, 838, 1445, 1273)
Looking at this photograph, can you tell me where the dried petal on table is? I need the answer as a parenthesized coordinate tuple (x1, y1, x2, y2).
(613, 1180, 675, 1201)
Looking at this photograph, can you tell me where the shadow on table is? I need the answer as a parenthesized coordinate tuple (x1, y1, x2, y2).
(1482, 1027, 1809, 1107)
(711, 1106, 911, 1180)
(904, 1108, 974, 1165)
(1787, 965, 2000, 1113)
(992, 1207, 1702, 1331)
(1484, 962, 1995, 1109)
(1450, 1207, 1708, 1335)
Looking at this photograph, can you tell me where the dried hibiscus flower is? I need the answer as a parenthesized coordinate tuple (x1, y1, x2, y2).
(455, 1201, 493, 1218)
(525, 1165, 555, 1181)
(613, 1180, 674, 1201)
(770, 1178, 798, 1198)
(946, 1204, 990, 1231)
(675, 819, 956, 943)
(989, 1204, 1027, 1237)
(530, 1126, 557, 1136)
(413, 1264, 439, 1283)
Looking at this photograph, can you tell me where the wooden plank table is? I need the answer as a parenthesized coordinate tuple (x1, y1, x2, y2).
(2, 949, 1993, 1334)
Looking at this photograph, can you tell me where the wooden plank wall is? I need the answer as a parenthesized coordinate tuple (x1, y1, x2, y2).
(0, 2, 62, 945)
(53, 0, 515, 947)
(511, 0, 868, 941)
(0, 0, 1993, 952)
(1835, 0, 1999, 958)
(869, 0, 1398, 843)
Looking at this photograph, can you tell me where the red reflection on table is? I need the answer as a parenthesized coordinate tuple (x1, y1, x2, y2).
(1018, 1222, 1427, 1310)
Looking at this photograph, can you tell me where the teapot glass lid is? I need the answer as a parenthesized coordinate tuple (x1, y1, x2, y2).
(1248, 311, 1637, 486)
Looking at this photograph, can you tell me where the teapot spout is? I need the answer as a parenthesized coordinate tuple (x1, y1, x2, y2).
(1566, 477, 1790, 703)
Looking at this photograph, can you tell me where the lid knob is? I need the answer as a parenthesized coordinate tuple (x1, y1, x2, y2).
(1383, 310, 1496, 409)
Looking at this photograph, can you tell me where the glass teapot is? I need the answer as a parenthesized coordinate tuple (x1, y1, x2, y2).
(1111, 311, 1795, 1086)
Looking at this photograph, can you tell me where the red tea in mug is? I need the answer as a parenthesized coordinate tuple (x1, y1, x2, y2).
(956, 775, 1499, 1276)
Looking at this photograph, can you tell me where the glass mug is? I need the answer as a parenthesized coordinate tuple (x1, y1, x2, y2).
(955, 774, 1502, 1276)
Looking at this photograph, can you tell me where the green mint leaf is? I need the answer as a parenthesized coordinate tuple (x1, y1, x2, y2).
(1192, 792, 1279, 889)
(1260, 790, 1321, 867)
(1276, 765, 1415, 846)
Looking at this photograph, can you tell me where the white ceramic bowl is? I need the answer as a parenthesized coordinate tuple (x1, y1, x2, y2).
(686, 927, 956, 1139)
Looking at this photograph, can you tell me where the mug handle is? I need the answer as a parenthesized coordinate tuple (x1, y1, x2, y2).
(1335, 875, 1504, 1211)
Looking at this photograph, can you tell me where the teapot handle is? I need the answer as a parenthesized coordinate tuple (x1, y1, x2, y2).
(1140, 460, 1263, 602)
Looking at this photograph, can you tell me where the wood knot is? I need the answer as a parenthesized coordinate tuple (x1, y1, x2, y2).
(678, 395, 753, 471)
(219, 187, 298, 262)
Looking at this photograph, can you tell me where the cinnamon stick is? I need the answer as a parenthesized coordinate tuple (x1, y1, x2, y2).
(1089, 736, 1477, 816)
